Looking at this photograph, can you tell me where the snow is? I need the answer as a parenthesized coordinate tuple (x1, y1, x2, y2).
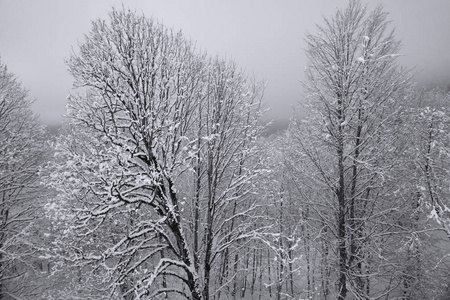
(428, 207, 440, 224)
(201, 133, 220, 142)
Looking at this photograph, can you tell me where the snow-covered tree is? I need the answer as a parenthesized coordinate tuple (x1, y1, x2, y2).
(395, 88, 450, 299)
(46, 8, 265, 300)
(0, 58, 47, 299)
(253, 135, 302, 300)
(187, 57, 266, 300)
(292, 1, 412, 298)
(409, 90, 450, 236)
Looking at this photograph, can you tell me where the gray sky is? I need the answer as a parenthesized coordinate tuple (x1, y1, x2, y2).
(1, 0, 449, 125)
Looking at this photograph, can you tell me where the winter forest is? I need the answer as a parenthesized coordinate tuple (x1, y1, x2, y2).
(1, 1, 450, 299)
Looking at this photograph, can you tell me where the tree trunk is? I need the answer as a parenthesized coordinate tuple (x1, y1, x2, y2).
(259, 249, 263, 300)
(288, 245, 294, 297)
(241, 250, 249, 298)
(251, 248, 257, 295)
(202, 191, 213, 300)
(337, 94, 348, 300)
(232, 251, 239, 298)
(159, 234, 168, 298)
(322, 225, 330, 300)
(267, 249, 272, 298)
(216, 250, 229, 300)
(338, 152, 348, 300)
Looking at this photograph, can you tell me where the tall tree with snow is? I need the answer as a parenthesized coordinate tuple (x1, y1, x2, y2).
(0, 58, 47, 299)
(188, 57, 266, 300)
(292, 0, 412, 298)
(397, 88, 450, 299)
(47, 8, 265, 299)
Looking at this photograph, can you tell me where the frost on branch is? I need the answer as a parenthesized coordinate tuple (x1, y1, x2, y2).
(298, 1, 415, 299)
(48, 7, 265, 300)
(0, 58, 48, 298)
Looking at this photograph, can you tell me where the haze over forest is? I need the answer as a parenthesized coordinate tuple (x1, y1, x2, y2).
(1, 1, 450, 299)
(0, 0, 449, 125)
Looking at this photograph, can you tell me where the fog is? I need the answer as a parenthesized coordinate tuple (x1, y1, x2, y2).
(0, 0, 449, 125)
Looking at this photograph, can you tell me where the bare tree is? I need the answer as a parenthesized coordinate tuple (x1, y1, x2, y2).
(0, 58, 47, 299)
(190, 57, 265, 300)
(397, 88, 450, 299)
(292, 0, 411, 298)
(46, 8, 264, 300)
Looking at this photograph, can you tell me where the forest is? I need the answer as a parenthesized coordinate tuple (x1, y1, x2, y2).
(1, 1, 450, 299)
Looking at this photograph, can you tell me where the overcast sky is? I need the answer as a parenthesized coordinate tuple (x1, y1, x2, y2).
(1, 0, 449, 125)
